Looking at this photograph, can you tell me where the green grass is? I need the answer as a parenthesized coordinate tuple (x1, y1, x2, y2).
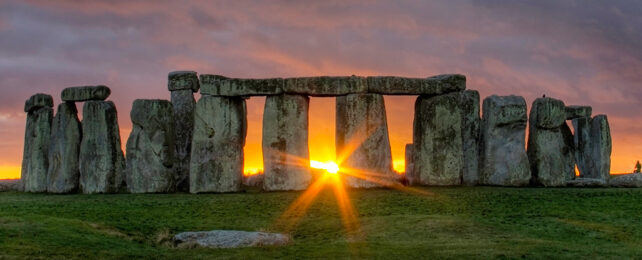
(1, 187, 641, 259)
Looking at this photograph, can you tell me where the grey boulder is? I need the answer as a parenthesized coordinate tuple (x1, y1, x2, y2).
(61, 86, 111, 102)
(47, 102, 82, 193)
(173, 230, 290, 249)
(190, 96, 246, 193)
(566, 178, 607, 187)
(126, 100, 176, 193)
(336, 93, 395, 188)
(79, 101, 126, 194)
(480, 95, 531, 186)
(0, 180, 22, 192)
(609, 173, 642, 188)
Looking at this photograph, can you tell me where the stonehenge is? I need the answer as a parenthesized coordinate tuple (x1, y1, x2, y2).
(169, 71, 199, 192)
(126, 100, 176, 193)
(21, 94, 53, 192)
(19, 71, 622, 194)
(336, 93, 394, 188)
(262, 94, 311, 191)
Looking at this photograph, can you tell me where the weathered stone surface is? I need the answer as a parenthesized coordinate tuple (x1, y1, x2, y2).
(243, 174, 264, 187)
(173, 230, 290, 248)
(573, 116, 592, 177)
(168, 71, 200, 92)
(262, 94, 311, 191)
(480, 95, 531, 186)
(527, 97, 568, 187)
(413, 92, 463, 186)
(404, 144, 415, 184)
(24, 93, 53, 113)
(586, 115, 611, 180)
(367, 74, 466, 95)
(285, 76, 367, 96)
(460, 90, 480, 186)
(200, 75, 283, 97)
(79, 101, 125, 194)
(21, 103, 53, 192)
(126, 100, 175, 193)
(609, 173, 642, 188)
(566, 178, 607, 187)
(336, 93, 395, 188)
(47, 102, 81, 193)
(171, 89, 196, 192)
(0, 179, 22, 192)
(561, 122, 576, 181)
(565, 106, 592, 120)
(61, 86, 111, 102)
(190, 96, 246, 193)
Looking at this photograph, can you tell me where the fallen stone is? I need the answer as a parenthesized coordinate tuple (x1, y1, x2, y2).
(566, 178, 607, 187)
(21, 97, 53, 192)
(79, 101, 126, 194)
(565, 105, 592, 120)
(262, 94, 311, 191)
(480, 95, 531, 186)
(367, 74, 465, 95)
(24, 93, 53, 113)
(609, 173, 642, 188)
(527, 97, 568, 187)
(413, 92, 463, 186)
(284, 76, 367, 96)
(171, 89, 197, 192)
(572, 116, 592, 177)
(173, 230, 290, 249)
(0, 179, 22, 192)
(190, 96, 246, 193)
(126, 100, 176, 193)
(336, 93, 395, 188)
(405, 144, 415, 184)
(460, 90, 480, 186)
(168, 71, 200, 92)
(200, 75, 283, 96)
(47, 102, 81, 193)
(61, 86, 111, 102)
(586, 115, 611, 181)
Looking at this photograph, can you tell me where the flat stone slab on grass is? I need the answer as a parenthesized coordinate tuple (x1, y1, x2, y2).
(609, 173, 642, 188)
(61, 86, 111, 102)
(566, 178, 607, 187)
(0, 179, 22, 192)
(173, 230, 290, 248)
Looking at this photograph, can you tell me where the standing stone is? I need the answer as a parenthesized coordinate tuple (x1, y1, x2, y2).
(561, 122, 576, 180)
(336, 93, 395, 188)
(79, 101, 125, 194)
(460, 90, 480, 186)
(262, 94, 311, 191)
(47, 102, 81, 193)
(126, 100, 175, 193)
(405, 144, 415, 184)
(413, 92, 463, 186)
(480, 96, 531, 186)
(527, 97, 568, 187)
(587, 115, 611, 180)
(21, 94, 53, 192)
(573, 116, 592, 177)
(169, 71, 199, 192)
(190, 96, 246, 193)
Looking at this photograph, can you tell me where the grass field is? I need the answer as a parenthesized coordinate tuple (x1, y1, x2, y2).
(1, 186, 641, 259)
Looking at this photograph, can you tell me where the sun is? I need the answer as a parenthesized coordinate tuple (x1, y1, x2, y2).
(310, 160, 340, 174)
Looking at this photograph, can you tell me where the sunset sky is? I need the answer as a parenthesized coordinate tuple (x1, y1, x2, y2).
(1, 0, 641, 179)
